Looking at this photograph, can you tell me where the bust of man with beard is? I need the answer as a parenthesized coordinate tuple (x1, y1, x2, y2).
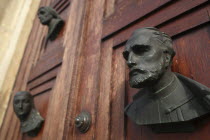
(13, 91, 44, 136)
(123, 27, 210, 132)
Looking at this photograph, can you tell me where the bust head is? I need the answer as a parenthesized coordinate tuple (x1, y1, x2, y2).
(123, 27, 175, 88)
(13, 91, 33, 120)
(37, 6, 64, 40)
(38, 6, 60, 25)
(13, 91, 44, 136)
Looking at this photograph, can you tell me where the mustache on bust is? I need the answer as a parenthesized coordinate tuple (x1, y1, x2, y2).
(129, 67, 160, 77)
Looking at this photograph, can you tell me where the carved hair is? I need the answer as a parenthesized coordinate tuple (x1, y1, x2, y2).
(133, 27, 176, 61)
(38, 6, 61, 19)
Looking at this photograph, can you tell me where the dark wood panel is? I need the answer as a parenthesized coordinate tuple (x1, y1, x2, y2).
(51, 0, 70, 14)
(58, 4, 70, 14)
(160, 5, 210, 38)
(110, 47, 126, 140)
(30, 79, 55, 96)
(57, 1, 70, 14)
(208, 6, 210, 17)
(104, 0, 115, 18)
(172, 24, 210, 87)
(102, 0, 171, 38)
(51, 0, 69, 9)
(38, 44, 64, 65)
(112, 4, 210, 47)
(28, 66, 60, 90)
(28, 46, 64, 82)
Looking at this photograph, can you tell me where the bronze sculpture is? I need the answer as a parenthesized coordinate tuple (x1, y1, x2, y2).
(123, 27, 210, 132)
(38, 6, 64, 40)
(13, 91, 44, 136)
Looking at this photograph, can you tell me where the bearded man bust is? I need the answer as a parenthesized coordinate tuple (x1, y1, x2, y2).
(123, 27, 210, 133)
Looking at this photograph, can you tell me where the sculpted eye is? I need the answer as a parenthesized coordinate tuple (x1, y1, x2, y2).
(24, 99, 30, 103)
(132, 45, 149, 54)
(14, 100, 19, 104)
(123, 51, 129, 60)
(39, 11, 45, 15)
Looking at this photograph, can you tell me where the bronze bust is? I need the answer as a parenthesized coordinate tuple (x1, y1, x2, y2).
(38, 6, 64, 40)
(123, 27, 210, 132)
(13, 91, 44, 136)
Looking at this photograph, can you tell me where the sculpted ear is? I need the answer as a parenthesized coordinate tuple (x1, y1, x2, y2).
(164, 51, 171, 69)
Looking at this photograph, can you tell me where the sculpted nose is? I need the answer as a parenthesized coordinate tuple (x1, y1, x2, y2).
(18, 102, 23, 109)
(126, 52, 136, 68)
(127, 61, 136, 68)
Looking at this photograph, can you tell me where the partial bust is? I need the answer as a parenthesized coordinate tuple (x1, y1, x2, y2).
(38, 6, 64, 40)
(13, 91, 44, 137)
(123, 27, 210, 132)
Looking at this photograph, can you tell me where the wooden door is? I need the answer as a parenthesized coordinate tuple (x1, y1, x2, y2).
(0, 0, 209, 140)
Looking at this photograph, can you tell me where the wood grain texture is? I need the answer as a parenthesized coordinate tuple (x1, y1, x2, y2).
(104, 0, 115, 19)
(102, 0, 171, 38)
(95, 40, 113, 140)
(172, 25, 210, 87)
(110, 46, 126, 140)
(31, 11, 48, 66)
(28, 66, 60, 90)
(30, 78, 55, 96)
(51, 0, 69, 9)
(71, 0, 106, 139)
(41, 0, 88, 139)
(28, 46, 64, 82)
(111, 1, 209, 47)
(160, 4, 210, 38)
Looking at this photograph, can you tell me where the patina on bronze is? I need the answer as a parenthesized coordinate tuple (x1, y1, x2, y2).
(123, 27, 210, 133)
(38, 6, 64, 40)
(75, 111, 91, 133)
(13, 91, 44, 136)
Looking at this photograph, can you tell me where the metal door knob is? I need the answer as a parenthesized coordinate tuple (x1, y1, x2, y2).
(75, 111, 91, 133)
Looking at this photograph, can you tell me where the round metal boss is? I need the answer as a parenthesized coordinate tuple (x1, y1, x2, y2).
(75, 111, 91, 133)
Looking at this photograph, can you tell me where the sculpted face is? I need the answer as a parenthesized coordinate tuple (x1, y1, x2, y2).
(123, 29, 171, 88)
(13, 92, 33, 118)
(38, 8, 53, 25)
